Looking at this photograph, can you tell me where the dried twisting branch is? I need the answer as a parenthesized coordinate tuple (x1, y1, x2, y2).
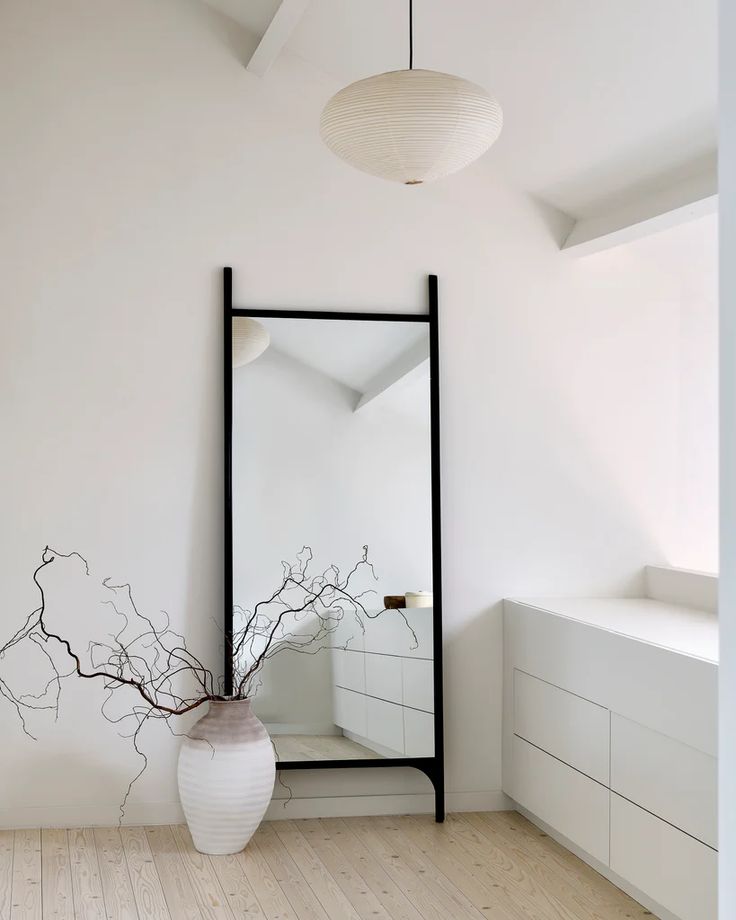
(0, 544, 399, 820)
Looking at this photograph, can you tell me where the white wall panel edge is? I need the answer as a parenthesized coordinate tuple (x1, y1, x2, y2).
(720, 5, 736, 913)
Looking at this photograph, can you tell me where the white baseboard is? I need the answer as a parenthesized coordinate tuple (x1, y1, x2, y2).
(265, 789, 511, 821)
(0, 802, 186, 829)
(513, 801, 680, 920)
(0, 790, 510, 829)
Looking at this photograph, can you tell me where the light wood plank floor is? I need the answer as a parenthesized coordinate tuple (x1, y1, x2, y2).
(271, 734, 379, 761)
(1, 812, 657, 919)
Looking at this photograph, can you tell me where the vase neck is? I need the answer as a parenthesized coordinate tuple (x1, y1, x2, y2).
(187, 698, 268, 745)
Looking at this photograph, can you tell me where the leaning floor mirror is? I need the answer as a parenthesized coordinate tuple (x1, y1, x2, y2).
(223, 268, 444, 820)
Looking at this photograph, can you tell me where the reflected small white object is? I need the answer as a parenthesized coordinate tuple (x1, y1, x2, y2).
(320, 69, 503, 185)
(405, 590, 433, 608)
(232, 318, 270, 367)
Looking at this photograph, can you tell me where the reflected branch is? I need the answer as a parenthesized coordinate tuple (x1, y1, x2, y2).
(0, 544, 406, 820)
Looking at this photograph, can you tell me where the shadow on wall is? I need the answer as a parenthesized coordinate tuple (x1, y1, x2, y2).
(181, 267, 227, 694)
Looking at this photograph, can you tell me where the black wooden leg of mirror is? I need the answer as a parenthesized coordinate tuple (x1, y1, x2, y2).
(418, 761, 445, 822)
(433, 761, 445, 822)
(434, 776, 445, 823)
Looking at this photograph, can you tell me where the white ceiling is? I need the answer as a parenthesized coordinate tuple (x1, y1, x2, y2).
(255, 315, 428, 394)
(203, 0, 277, 36)
(203, 0, 716, 219)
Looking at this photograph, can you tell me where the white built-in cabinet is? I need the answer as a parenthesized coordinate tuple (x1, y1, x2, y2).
(504, 595, 718, 920)
(330, 608, 434, 757)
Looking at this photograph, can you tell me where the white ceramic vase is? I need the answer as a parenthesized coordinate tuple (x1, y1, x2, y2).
(177, 699, 275, 855)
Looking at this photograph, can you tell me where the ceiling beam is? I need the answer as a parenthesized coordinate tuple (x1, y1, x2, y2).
(246, 0, 310, 76)
(354, 339, 430, 413)
(561, 168, 718, 257)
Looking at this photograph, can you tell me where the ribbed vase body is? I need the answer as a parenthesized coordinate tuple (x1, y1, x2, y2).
(177, 699, 275, 855)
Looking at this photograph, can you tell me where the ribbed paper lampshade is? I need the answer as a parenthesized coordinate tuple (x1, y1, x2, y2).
(232, 318, 269, 368)
(320, 69, 503, 185)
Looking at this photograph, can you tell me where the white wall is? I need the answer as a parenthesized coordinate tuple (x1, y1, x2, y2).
(0, 0, 718, 825)
(589, 215, 719, 573)
(720, 0, 735, 909)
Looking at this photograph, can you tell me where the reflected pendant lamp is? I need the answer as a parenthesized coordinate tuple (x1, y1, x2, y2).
(320, 1, 503, 185)
(232, 318, 269, 367)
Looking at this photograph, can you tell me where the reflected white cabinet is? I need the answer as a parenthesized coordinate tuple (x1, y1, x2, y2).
(366, 696, 405, 751)
(402, 658, 434, 713)
(404, 708, 434, 756)
(331, 648, 365, 694)
(365, 653, 402, 704)
(333, 686, 366, 737)
(503, 597, 718, 920)
(330, 609, 434, 756)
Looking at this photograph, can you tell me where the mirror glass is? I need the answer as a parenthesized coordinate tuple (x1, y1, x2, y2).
(231, 316, 434, 761)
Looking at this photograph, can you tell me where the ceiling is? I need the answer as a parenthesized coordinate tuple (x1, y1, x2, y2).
(203, 0, 277, 36)
(203, 0, 716, 219)
(253, 316, 426, 393)
(240, 317, 430, 422)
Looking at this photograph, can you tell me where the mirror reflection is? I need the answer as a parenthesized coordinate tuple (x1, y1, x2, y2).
(231, 316, 434, 761)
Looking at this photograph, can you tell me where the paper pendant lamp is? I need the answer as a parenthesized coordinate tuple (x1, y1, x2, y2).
(232, 318, 269, 368)
(320, 68, 503, 185)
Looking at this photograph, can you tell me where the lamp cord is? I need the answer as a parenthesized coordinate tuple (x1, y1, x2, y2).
(409, 0, 414, 69)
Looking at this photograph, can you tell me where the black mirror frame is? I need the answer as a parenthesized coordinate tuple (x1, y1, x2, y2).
(222, 267, 445, 822)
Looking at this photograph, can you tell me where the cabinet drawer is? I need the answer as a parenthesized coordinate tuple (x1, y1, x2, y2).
(610, 793, 717, 920)
(514, 669, 609, 784)
(512, 735, 609, 864)
(332, 687, 366, 737)
(403, 609, 434, 658)
(402, 658, 434, 713)
(365, 696, 404, 753)
(611, 714, 717, 847)
(505, 600, 717, 757)
(332, 648, 365, 694)
(365, 653, 402, 704)
(363, 611, 433, 658)
(403, 708, 434, 756)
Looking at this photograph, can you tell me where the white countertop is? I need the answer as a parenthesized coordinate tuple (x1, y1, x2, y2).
(508, 596, 718, 663)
